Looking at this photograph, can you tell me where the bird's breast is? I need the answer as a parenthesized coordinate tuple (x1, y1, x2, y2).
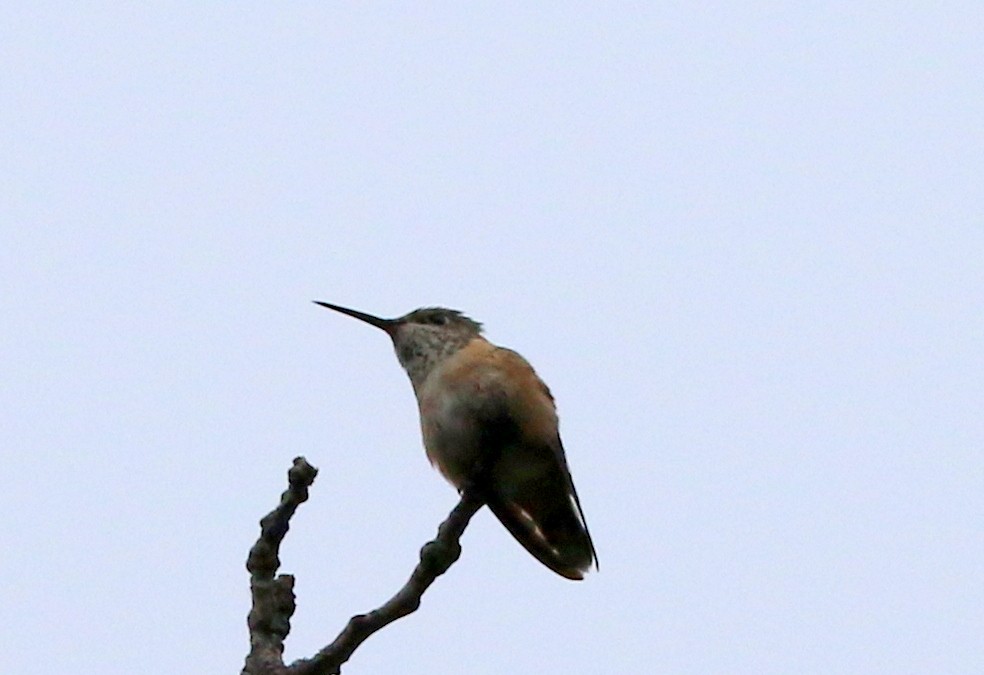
(414, 339, 558, 488)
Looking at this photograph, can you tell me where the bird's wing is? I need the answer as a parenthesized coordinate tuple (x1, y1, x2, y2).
(478, 348, 598, 579)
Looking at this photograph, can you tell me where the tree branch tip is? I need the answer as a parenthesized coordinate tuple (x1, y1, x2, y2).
(288, 457, 319, 485)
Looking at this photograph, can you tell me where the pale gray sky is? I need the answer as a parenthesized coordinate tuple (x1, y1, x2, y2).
(2, 4, 982, 674)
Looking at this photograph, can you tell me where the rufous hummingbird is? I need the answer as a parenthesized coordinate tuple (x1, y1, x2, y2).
(315, 302, 598, 580)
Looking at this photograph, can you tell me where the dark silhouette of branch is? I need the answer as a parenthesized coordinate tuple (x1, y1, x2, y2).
(242, 456, 485, 675)
(242, 456, 317, 675)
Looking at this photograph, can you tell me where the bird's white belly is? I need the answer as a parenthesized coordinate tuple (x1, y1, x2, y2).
(417, 370, 508, 488)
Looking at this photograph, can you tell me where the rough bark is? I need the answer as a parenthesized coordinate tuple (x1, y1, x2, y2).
(242, 457, 484, 675)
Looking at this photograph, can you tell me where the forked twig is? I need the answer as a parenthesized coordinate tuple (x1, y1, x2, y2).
(242, 457, 484, 675)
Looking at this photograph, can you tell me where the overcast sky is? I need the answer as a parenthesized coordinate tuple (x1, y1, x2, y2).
(3, 4, 982, 674)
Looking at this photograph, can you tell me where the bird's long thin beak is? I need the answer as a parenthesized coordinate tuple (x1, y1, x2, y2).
(313, 301, 398, 334)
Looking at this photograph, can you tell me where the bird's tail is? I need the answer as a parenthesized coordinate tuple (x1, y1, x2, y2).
(486, 456, 597, 580)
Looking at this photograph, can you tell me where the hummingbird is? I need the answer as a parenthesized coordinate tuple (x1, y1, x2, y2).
(315, 301, 598, 580)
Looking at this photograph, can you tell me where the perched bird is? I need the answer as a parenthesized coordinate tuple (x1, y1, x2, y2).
(315, 302, 598, 580)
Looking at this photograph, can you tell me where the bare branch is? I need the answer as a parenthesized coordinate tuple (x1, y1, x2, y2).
(289, 489, 485, 675)
(243, 457, 318, 675)
(242, 457, 485, 675)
